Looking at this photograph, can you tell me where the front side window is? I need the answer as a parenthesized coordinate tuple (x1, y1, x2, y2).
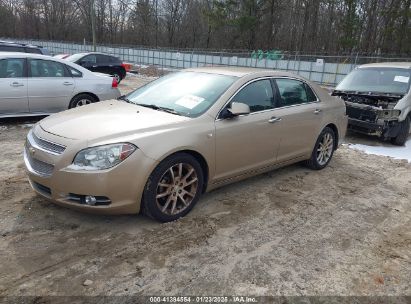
(0, 58, 25, 78)
(276, 79, 314, 107)
(29, 59, 67, 77)
(231, 79, 274, 113)
(126, 72, 237, 117)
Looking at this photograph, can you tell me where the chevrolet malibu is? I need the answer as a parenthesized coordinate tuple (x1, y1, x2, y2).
(24, 67, 347, 222)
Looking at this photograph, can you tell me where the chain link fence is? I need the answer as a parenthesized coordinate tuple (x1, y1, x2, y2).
(3, 38, 410, 87)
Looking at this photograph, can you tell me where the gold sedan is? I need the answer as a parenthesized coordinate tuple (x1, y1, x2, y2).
(24, 67, 348, 222)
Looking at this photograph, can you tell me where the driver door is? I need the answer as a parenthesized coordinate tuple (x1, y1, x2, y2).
(214, 78, 282, 182)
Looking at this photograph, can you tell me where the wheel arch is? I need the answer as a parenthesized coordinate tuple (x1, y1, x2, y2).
(70, 92, 100, 104)
(158, 149, 210, 193)
(324, 123, 339, 149)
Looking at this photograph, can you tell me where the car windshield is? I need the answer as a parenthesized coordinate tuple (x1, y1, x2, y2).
(125, 71, 237, 117)
(336, 67, 411, 95)
(65, 54, 86, 62)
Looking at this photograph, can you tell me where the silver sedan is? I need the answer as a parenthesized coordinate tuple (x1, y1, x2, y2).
(0, 53, 121, 118)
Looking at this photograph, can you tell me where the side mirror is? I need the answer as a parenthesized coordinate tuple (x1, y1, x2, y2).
(228, 102, 250, 116)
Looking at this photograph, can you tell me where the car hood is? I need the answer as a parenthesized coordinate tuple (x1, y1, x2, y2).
(40, 100, 190, 141)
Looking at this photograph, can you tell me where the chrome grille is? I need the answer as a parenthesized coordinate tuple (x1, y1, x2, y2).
(25, 147, 55, 177)
(31, 131, 66, 155)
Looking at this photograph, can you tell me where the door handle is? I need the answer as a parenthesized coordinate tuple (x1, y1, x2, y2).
(63, 82, 74, 86)
(268, 117, 282, 123)
(314, 109, 322, 114)
(10, 82, 24, 87)
(92, 65, 98, 68)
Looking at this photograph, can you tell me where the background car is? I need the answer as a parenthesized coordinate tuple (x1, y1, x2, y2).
(65, 52, 127, 83)
(24, 67, 348, 222)
(333, 62, 411, 145)
(0, 41, 50, 55)
(0, 52, 120, 118)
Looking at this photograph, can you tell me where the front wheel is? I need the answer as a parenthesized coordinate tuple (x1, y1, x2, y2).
(305, 127, 336, 170)
(390, 116, 410, 146)
(142, 153, 204, 222)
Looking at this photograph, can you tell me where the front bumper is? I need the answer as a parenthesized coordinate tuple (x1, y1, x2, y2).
(24, 128, 157, 215)
(346, 104, 402, 138)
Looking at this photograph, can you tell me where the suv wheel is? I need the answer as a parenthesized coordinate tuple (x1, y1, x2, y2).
(142, 153, 204, 222)
(391, 116, 410, 146)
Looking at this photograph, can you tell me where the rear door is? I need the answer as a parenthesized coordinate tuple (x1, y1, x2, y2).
(96, 54, 112, 75)
(27, 58, 75, 113)
(0, 58, 29, 115)
(272, 78, 324, 162)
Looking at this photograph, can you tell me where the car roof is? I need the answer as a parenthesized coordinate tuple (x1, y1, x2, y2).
(183, 66, 303, 78)
(358, 62, 411, 69)
(0, 41, 41, 48)
(71, 52, 116, 57)
(0, 52, 50, 59)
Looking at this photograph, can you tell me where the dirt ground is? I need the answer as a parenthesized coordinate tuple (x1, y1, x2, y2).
(0, 75, 410, 297)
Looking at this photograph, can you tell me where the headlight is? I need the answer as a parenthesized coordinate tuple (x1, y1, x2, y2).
(71, 143, 136, 170)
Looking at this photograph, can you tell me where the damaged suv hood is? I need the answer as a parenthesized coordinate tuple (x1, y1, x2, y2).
(332, 90, 403, 109)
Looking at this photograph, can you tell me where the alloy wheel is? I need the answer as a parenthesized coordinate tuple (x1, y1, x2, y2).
(75, 99, 92, 107)
(316, 132, 334, 166)
(155, 163, 198, 216)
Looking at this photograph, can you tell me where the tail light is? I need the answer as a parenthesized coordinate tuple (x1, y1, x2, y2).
(112, 77, 118, 88)
(121, 63, 132, 72)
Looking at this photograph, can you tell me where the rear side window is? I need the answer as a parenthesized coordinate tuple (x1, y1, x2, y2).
(25, 47, 42, 54)
(109, 56, 121, 64)
(0, 45, 25, 52)
(67, 66, 82, 78)
(29, 59, 68, 77)
(275, 79, 317, 107)
(96, 55, 109, 64)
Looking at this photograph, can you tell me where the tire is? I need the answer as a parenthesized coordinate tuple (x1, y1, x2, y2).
(69, 94, 97, 109)
(305, 127, 336, 170)
(113, 73, 121, 84)
(390, 116, 410, 146)
(142, 153, 204, 222)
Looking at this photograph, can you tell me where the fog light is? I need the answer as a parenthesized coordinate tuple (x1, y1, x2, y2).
(85, 195, 97, 206)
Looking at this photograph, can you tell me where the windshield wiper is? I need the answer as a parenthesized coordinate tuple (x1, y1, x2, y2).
(135, 103, 183, 116)
(118, 95, 132, 103)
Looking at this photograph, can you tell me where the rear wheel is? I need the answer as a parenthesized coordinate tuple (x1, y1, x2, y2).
(113, 73, 121, 84)
(69, 94, 96, 109)
(142, 153, 204, 222)
(305, 127, 336, 170)
(390, 116, 410, 146)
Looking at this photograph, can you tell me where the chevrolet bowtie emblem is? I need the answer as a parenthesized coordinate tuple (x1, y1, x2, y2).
(29, 147, 36, 155)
